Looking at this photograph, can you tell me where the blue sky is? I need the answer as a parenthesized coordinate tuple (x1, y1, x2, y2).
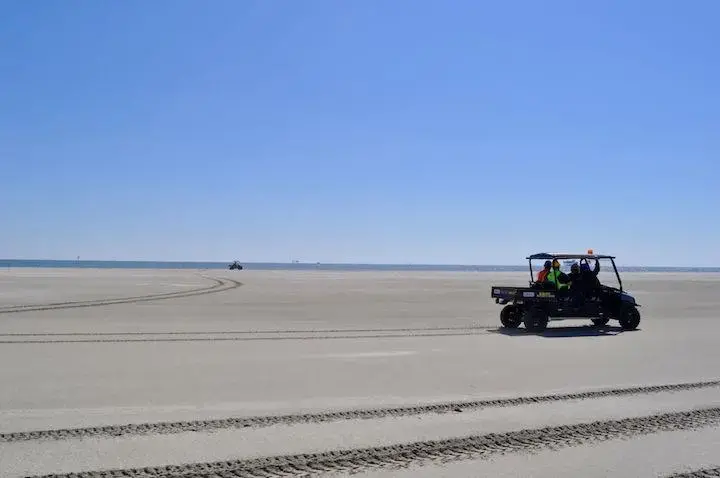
(1, 0, 718, 266)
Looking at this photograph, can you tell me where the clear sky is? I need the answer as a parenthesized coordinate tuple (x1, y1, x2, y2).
(2, 0, 718, 266)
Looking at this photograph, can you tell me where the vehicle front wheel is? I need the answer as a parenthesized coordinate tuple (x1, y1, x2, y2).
(618, 305, 641, 330)
(592, 317, 610, 326)
(500, 305, 523, 329)
(523, 307, 549, 333)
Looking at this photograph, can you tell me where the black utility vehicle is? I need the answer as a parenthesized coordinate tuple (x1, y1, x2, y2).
(491, 252, 641, 332)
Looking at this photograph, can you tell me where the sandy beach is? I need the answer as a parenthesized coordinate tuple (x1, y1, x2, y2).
(1, 268, 719, 477)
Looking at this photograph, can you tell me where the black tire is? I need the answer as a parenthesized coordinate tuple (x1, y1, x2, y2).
(592, 317, 610, 326)
(500, 305, 523, 329)
(523, 307, 549, 333)
(618, 305, 641, 330)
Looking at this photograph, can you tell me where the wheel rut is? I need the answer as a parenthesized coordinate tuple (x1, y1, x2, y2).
(4, 378, 719, 443)
(0, 329, 490, 343)
(667, 467, 720, 477)
(23, 406, 720, 478)
(0, 276, 242, 314)
(0, 325, 491, 337)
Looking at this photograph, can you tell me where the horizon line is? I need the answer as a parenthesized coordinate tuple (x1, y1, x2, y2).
(1, 258, 719, 270)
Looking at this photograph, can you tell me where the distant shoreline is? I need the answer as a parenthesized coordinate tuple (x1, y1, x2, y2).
(0, 259, 718, 273)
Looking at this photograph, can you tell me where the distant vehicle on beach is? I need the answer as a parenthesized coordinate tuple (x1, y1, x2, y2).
(228, 261, 243, 270)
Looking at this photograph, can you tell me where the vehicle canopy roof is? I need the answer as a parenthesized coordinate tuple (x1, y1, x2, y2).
(526, 252, 616, 260)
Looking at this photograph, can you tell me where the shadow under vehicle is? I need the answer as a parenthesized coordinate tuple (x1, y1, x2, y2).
(491, 251, 641, 333)
(228, 261, 243, 270)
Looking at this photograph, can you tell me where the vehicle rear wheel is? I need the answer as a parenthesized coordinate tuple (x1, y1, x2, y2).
(500, 305, 522, 329)
(592, 317, 610, 326)
(618, 305, 641, 330)
(523, 307, 548, 333)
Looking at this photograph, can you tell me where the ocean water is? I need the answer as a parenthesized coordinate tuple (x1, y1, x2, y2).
(0, 259, 718, 273)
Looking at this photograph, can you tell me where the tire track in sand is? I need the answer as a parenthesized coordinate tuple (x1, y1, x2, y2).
(0, 276, 242, 314)
(0, 325, 490, 337)
(0, 330, 491, 344)
(23, 406, 720, 478)
(667, 467, 720, 477)
(3, 378, 719, 443)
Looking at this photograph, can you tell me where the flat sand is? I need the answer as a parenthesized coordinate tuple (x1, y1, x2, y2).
(1, 269, 719, 477)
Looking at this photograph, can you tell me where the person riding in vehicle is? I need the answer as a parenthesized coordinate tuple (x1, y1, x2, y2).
(567, 262, 581, 289)
(566, 260, 601, 306)
(537, 260, 552, 283)
(545, 259, 570, 290)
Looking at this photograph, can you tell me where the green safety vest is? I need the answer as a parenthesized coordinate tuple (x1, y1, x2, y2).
(546, 269, 569, 289)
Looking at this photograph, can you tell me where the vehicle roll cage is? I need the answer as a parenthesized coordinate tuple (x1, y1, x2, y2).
(526, 252, 623, 292)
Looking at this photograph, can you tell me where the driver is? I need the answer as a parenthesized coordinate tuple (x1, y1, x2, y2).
(580, 261, 601, 288)
(567, 261, 601, 287)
